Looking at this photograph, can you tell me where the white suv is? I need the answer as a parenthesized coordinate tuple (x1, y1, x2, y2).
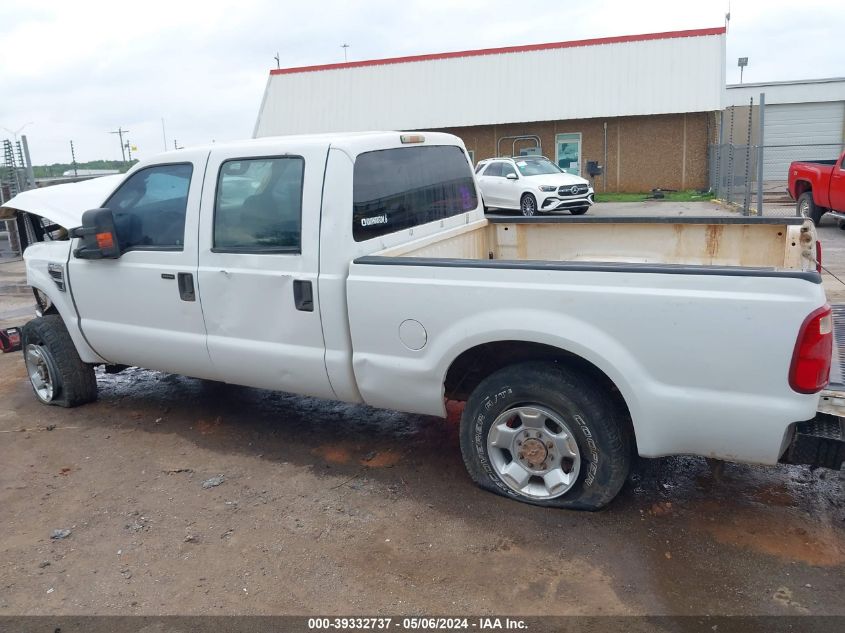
(476, 156, 594, 216)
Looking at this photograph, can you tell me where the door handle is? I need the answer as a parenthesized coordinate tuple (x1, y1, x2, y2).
(177, 272, 196, 302)
(293, 280, 313, 312)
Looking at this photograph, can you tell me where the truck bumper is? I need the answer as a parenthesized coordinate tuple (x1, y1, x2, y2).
(780, 414, 845, 470)
(540, 193, 594, 211)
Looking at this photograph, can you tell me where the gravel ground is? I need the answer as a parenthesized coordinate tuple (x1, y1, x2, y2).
(0, 216, 843, 617)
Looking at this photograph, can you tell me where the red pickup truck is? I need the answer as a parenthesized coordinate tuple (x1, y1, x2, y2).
(788, 150, 845, 224)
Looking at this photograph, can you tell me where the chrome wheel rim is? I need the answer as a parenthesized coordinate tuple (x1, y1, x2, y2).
(24, 344, 56, 403)
(522, 196, 536, 216)
(486, 405, 581, 500)
(799, 199, 809, 217)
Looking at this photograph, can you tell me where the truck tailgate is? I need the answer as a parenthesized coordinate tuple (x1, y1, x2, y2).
(818, 304, 845, 415)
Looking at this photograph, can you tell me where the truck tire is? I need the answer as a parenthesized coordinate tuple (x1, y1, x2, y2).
(520, 193, 537, 217)
(798, 191, 824, 225)
(459, 361, 631, 510)
(21, 315, 97, 408)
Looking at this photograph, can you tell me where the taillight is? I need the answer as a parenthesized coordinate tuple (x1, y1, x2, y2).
(789, 304, 833, 394)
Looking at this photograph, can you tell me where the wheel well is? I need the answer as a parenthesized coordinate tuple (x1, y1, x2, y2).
(794, 180, 812, 198)
(444, 341, 633, 436)
(32, 287, 58, 316)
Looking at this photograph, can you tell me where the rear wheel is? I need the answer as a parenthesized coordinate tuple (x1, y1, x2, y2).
(459, 362, 631, 510)
(798, 191, 824, 225)
(520, 193, 537, 217)
(21, 315, 97, 407)
(569, 206, 589, 215)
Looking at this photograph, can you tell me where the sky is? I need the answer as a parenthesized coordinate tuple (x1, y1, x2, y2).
(1, 0, 842, 165)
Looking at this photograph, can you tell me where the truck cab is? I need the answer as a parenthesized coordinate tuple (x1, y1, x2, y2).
(788, 150, 845, 224)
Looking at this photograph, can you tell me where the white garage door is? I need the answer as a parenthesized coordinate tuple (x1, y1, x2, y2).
(763, 101, 845, 180)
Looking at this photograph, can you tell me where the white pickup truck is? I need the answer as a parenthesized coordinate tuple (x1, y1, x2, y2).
(3, 131, 839, 510)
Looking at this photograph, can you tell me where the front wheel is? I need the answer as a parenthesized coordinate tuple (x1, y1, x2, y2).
(798, 191, 824, 225)
(21, 315, 97, 407)
(520, 193, 537, 217)
(459, 362, 631, 510)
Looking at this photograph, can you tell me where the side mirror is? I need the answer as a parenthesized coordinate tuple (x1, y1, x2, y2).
(506, 172, 518, 180)
(70, 208, 121, 259)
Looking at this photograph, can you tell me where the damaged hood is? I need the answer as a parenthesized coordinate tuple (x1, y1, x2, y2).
(0, 174, 124, 229)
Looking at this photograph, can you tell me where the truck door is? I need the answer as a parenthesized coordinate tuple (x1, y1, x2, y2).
(67, 152, 214, 378)
(830, 154, 845, 212)
(478, 161, 503, 206)
(196, 145, 335, 399)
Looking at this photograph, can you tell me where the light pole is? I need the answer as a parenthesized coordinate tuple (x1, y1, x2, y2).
(2, 121, 34, 143)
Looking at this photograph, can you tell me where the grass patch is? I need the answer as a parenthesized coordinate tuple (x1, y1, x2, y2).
(595, 190, 715, 203)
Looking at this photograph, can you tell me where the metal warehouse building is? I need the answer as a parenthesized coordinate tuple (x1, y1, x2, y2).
(725, 77, 845, 181)
(254, 27, 726, 192)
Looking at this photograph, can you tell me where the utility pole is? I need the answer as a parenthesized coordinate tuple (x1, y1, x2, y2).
(69, 140, 78, 177)
(110, 127, 129, 162)
(161, 118, 168, 151)
(124, 139, 133, 162)
(20, 135, 35, 190)
(341, 43, 350, 62)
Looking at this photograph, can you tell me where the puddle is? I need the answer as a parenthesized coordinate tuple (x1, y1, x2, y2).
(694, 500, 845, 567)
(361, 449, 401, 468)
(194, 417, 223, 435)
(312, 444, 353, 465)
(749, 482, 795, 506)
(311, 443, 402, 468)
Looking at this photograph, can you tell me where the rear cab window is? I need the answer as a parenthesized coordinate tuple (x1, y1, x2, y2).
(352, 145, 478, 242)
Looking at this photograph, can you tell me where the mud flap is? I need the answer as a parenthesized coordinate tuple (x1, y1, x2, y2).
(781, 414, 845, 470)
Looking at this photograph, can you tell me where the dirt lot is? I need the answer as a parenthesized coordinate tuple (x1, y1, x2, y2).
(0, 210, 844, 617)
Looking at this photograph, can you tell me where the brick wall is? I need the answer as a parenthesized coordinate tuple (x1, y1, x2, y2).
(433, 111, 716, 193)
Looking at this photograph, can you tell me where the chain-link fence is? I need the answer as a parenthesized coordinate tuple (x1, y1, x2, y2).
(710, 142, 845, 217)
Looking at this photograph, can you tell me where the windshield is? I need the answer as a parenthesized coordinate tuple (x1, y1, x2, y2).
(514, 158, 562, 177)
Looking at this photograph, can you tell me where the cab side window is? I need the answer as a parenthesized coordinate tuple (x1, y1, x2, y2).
(105, 163, 193, 251)
(501, 163, 517, 178)
(213, 157, 304, 252)
(484, 162, 502, 177)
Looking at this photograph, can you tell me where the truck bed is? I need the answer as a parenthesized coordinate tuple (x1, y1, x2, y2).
(347, 214, 825, 464)
(793, 159, 838, 166)
(373, 215, 813, 271)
